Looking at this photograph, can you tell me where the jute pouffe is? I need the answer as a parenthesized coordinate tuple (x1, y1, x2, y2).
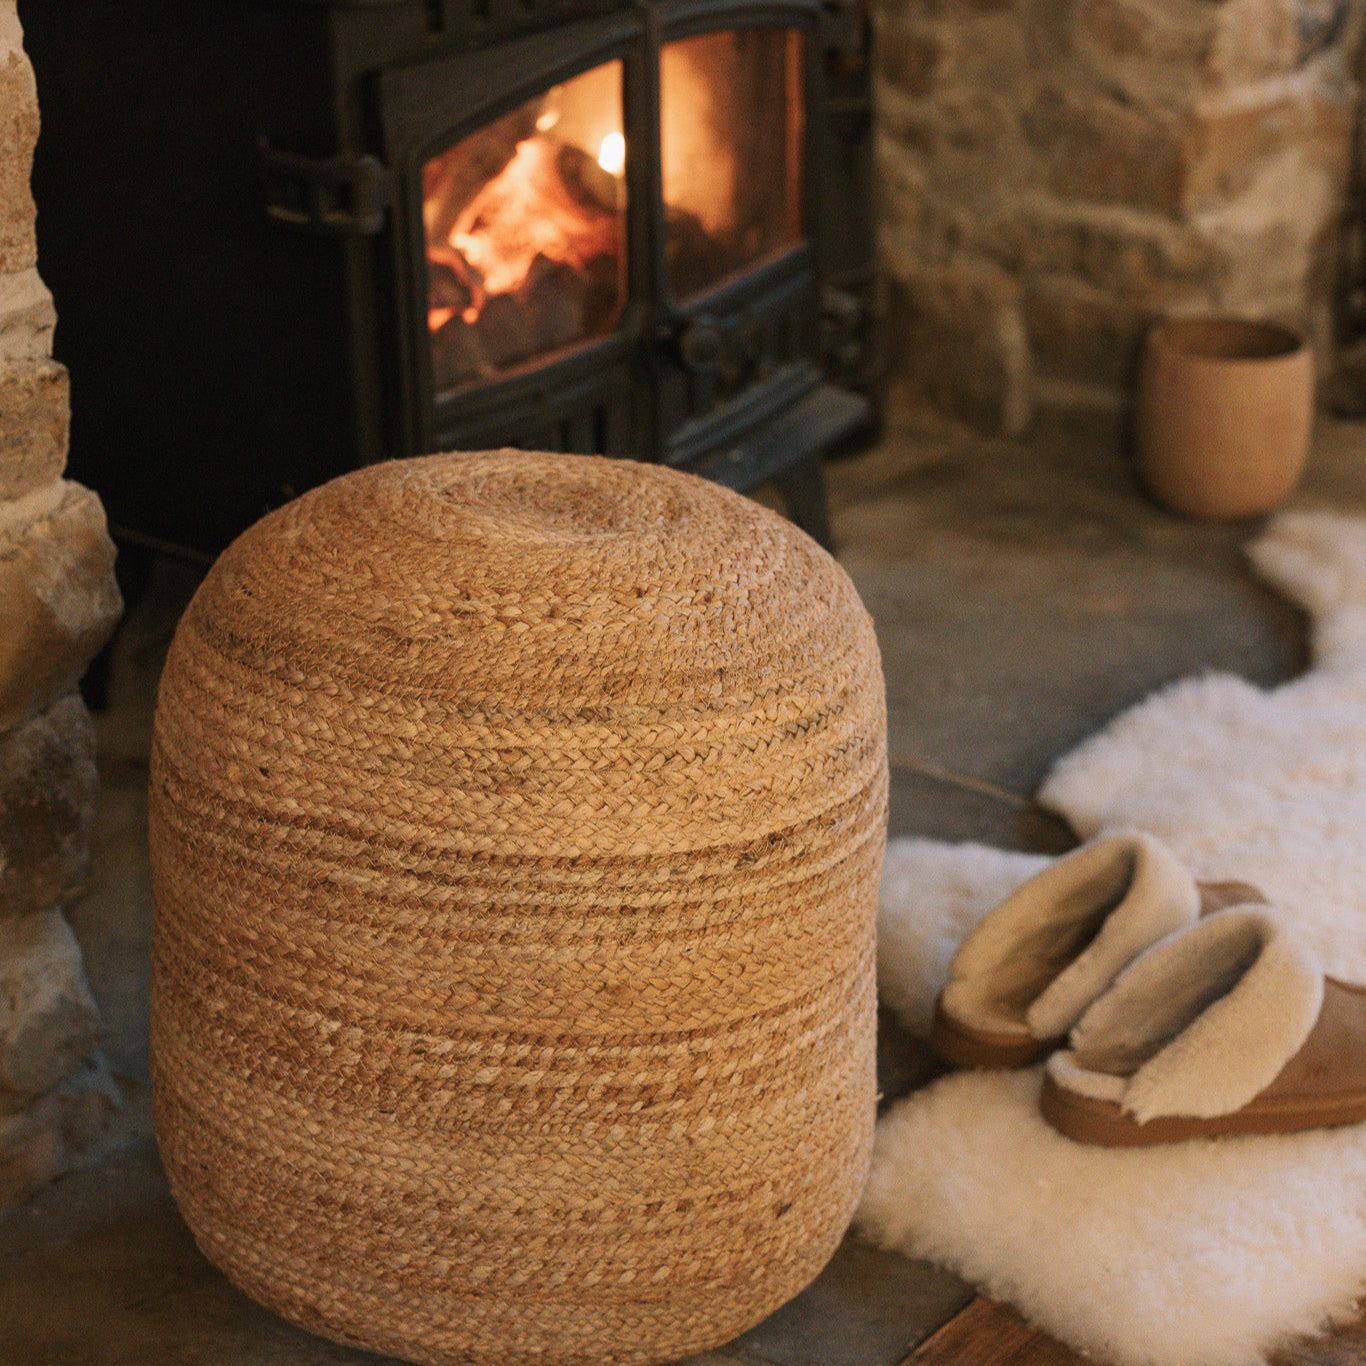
(148, 449, 888, 1366)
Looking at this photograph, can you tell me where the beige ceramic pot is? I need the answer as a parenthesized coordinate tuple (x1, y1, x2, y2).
(1136, 318, 1313, 519)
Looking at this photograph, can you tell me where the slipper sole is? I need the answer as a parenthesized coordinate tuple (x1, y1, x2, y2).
(931, 996, 1058, 1070)
(1041, 977, 1366, 1146)
(1040, 1071, 1366, 1146)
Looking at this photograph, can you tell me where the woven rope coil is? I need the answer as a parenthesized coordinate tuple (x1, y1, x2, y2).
(149, 450, 887, 1366)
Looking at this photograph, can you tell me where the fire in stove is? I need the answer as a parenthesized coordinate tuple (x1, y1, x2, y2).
(422, 29, 804, 395)
(423, 62, 628, 393)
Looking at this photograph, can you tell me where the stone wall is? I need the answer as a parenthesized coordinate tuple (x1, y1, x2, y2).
(874, 0, 1364, 431)
(0, 2, 123, 1206)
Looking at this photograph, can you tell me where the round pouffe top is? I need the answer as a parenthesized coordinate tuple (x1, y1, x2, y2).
(149, 450, 887, 1366)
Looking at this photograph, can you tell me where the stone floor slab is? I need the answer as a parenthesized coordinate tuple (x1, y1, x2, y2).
(733, 1239, 975, 1366)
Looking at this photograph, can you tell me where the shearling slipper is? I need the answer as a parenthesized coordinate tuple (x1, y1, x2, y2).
(1041, 907, 1366, 1146)
(932, 832, 1202, 1069)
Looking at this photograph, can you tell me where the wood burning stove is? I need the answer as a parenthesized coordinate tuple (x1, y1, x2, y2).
(25, 0, 874, 556)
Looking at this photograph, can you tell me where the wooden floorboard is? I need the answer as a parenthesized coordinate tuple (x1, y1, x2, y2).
(902, 1298, 1084, 1366)
(905, 1297, 1366, 1366)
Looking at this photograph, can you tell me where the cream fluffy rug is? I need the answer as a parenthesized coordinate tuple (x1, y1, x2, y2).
(857, 511, 1366, 1366)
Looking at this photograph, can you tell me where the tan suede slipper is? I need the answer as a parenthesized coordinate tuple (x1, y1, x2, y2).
(932, 833, 1204, 1069)
(1041, 907, 1366, 1146)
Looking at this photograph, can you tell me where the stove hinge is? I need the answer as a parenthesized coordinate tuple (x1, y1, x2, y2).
(259, 140, 391, 236)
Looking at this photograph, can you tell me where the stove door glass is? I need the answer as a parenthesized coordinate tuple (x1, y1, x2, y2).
(423, 61, 627, 394)
(660, 28, 804, 302)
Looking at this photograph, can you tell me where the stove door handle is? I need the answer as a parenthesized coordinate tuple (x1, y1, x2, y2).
(670, 315, 726, 375)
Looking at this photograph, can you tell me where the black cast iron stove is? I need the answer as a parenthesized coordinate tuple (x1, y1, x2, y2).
(26, 0, 874, 555)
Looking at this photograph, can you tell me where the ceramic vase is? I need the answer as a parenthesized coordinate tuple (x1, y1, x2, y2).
(1136, 318, 1313, 519)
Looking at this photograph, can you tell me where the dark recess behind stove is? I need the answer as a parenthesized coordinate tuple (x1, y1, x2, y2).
(24, 0, 877, 557)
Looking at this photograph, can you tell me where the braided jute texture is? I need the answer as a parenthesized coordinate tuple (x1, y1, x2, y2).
(149, 450, 887, 1366)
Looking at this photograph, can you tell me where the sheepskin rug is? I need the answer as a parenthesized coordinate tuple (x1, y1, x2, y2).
(858, 511, 1366, 1366)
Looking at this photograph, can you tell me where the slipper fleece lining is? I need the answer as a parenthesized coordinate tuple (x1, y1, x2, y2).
(1051, 909, 1324, 1122)
(939, 833, 1200, 1040)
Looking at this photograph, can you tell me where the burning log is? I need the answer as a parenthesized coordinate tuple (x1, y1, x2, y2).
(432, 298, 533, 389)
(472, 293, 536, 370)
(433, 247, 623, 392)
(433, 291, 542, 391)
(427, 259, 472, 315)
(556, 143, 620, 216)
(666, 205, 736, 299)
(517, 253, 587, 354)
(431, 314, 487, 391)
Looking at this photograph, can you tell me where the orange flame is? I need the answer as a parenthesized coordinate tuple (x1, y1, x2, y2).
(431, 138, 620, 326)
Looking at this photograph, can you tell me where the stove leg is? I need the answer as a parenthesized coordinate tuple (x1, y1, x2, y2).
(774, 452, 834, 553)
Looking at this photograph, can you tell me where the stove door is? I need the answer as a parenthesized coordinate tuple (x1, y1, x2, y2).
(422, 62, 628, 396)
(381, 15, 651, 460)
(652, 13, 822, 468)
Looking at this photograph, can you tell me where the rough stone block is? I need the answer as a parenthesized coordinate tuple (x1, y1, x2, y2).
(0, 908, 100, 1097)
(1022, 275, 1156, 387)
(999, 196, 1222, 303)
(876, 139, 967, 276)
(877, 18, 954, 97)
(0, 358, 67, 500)
(948, 11, 1033, 89)
(1024, 69, 1353, 222)
(0, 48, 37, 275)
(878, 8, 1029, 95)
(883, 87, 1036, 206)
(1180, 68, 1355, 215)
(1204, 144, 1341, 307)
(1073, 0, 1298, 105)
(0, 480, 122, 735)
(0, 693, 98, 922)
(1026, 86, 1182, 213)
(874, 83, 936, 165)
(0, 267, 55, 366)
(1071, 0, 1214, 109)
(0, 1060, 118, 1209)
(1297, 0, 1346, 55)
(1205, 0, 1299, 88)
(888, 257, 1032, 435)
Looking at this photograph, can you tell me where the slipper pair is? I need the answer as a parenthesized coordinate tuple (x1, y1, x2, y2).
(931, 832, 1366, 1146)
